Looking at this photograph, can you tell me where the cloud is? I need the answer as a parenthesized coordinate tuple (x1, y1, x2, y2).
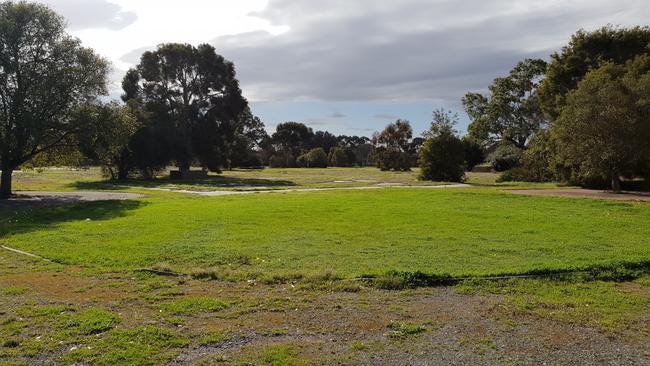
(329, 112, 346, 118)
(203, 0, 650, 105)
(44, 0, 137, 31)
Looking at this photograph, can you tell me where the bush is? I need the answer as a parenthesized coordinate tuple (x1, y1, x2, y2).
(419, 134, 466, 182)
(297, 148, 328, 168)
(462, 138, 485, 171)
(328, 147, 356, 167)
(373, 148, 411, 171)
(488, 144, 523, 172)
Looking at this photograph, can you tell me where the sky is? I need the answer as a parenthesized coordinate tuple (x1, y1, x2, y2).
(42, 0, 650, 136)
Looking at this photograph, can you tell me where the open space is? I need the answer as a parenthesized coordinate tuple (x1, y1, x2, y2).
(1, 168, 649, 365)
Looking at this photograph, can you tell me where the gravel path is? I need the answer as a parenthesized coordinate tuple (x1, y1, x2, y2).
(147, 183, 471, 196)
(506, 188, 650, 201)
(0, 191, 144, 210)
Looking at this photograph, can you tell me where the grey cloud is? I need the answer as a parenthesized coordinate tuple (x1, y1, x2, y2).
(329, 112, 346, 118)
(44, 0, 137, 30)
(208, 0, 650, 104)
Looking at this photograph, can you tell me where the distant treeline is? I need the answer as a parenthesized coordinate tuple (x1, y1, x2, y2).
(1, 1, 649, 199)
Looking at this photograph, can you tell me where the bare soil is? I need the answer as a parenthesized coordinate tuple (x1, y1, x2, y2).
(0, 191, 144, 210)
(506, 189, 650, 202)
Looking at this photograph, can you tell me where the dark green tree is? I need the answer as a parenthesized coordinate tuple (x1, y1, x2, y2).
(297, 148, 328, 168)
(372, 119, 413, 171)
(271, 122, 314, 167)
(551, 55, 650, 191)
(123, 43, 247, 177)
(419, 109, 465, 182)
(328, 146, 356, 167)
(311, 131, 339, 153)
(539, 26, 650, 119)
(75, 103, 140, 180)
(0, 1, 109, 198)
(463, 59, 547, 149)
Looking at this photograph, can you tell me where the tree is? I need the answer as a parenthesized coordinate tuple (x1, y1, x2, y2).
(123, 43, 247, 177)
(297, 148, 328, 168)
(419, 109, 465, 182)
(311, 131, 339, 153)
(463, 59, 547, 149)
(461, 137, 485, 171)
(372, 119, 413, 171)
(271, 122, 314, 167)
(227, 107, 267, 168)
(0, 1, 109, 198)
(551, 55, 650, 191)
(328, 146, 355, 167)
(539, 26, 650, 120)
(75, 103, 140, 180)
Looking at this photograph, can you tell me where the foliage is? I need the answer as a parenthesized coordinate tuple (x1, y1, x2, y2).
(461, 137, 485, 171)
(270, 122, 314, 167)
(419, 109, 465, 182)
(296, 148, 328, 168)
(372, 119, 414, 171)
(0, 1, 109, 198)
(328, 146, 356, 167)
(463, 59, 547, 149)
(551, 55, 650, 190)
(75, 103, 140, 180)
(538, 25, 650, 119)
(487, 144, 523, 172)
(123, 43, 248, 176)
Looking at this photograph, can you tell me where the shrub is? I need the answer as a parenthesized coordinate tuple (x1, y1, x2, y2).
(419, 133, 466, 182)
(328, 147, 356, 167)
(488, 144, 523, 172)
(297, 148, 328, 168)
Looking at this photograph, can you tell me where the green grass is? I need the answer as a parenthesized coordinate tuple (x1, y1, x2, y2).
(65, 325, 188, 366)
(457, 279, 650, 331)
(2, 188, 650, 280)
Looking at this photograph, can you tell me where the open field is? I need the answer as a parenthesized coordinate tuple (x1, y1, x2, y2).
(1, 168, 649, 365)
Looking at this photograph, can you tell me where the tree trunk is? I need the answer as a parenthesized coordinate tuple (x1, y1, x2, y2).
(0, 167, 13, 199)
(611, 173, 621, 192)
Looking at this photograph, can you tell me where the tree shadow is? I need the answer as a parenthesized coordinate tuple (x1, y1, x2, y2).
(0, 199, 145, 239)
(71, 175, 297, 191)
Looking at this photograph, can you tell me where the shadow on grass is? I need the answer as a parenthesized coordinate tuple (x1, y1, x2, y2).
(0, 200, 145, 239)
(71, 175, 297, 191)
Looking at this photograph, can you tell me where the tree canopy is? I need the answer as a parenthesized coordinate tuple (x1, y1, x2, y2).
(0, 1, 109, 198)
(123, 43, 248, 176)
(538, 25, 650, 119)
(551, 55, 650, 190)
(463, 59, 547, 149)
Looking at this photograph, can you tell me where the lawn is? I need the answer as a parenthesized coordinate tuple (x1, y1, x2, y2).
(1, 168, 650, 365)
(2, 186, 649, 280)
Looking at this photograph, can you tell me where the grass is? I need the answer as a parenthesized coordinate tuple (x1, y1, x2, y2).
(2, 187, 650, 280)
(65, 325, 188, 366)
(457, 278, 650, 331)
(1, 167, 649, 365)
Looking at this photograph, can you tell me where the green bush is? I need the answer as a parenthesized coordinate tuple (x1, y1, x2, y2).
(297, 148, 328, 168)
(419, 133, 466, 182)
(488, 144, 523, 172)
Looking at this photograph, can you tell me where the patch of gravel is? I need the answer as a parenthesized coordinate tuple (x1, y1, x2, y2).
(147, 184, 470, 196)
(0, 191, 144, 210)
(506, 189, 650, 202)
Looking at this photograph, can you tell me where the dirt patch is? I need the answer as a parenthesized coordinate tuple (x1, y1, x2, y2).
(0, 191, 144, 210)
(506, 189, 650, 202)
